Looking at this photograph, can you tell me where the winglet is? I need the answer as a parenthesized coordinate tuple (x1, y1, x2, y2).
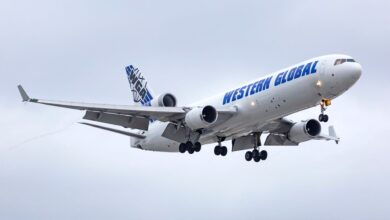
(17, 85, 30, 102)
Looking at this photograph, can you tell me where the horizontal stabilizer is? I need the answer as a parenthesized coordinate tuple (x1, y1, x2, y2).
(79, 122, 146, 139)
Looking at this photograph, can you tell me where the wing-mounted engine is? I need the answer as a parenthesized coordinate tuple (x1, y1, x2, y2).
(288, 119, 322, 143)
(265, 118, 340, 146)
(150, 93, 177, 107)
(185, 105, 218, 130)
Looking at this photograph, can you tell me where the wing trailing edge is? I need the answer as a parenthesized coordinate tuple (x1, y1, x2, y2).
(79, 122, 146, 139)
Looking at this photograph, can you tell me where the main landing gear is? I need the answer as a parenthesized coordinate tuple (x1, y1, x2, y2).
(214, 144, 228, 156)
(244, 132, 267, 163)
(179, 141, 201, 154)
(245, 149, 267, 162)
(319, 99, 331, 123)
(214, 137, 228, 157)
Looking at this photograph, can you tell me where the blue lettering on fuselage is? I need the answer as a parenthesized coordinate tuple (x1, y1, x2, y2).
(294, 65, 304, 79)
(223, 90, 234, 104)
(245, 83, 253, 97)
(223, 76, 273, 105)
(274, 60, 319, 87)
(222, 60, 319, 105)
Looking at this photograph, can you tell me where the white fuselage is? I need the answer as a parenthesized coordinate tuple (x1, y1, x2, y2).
(132, 54, 362, 152)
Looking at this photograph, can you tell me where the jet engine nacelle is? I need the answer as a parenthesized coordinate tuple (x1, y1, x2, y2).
(185, 105, 218, 130)
(150, 93, 177, 107)
(288, 119, 322, 143)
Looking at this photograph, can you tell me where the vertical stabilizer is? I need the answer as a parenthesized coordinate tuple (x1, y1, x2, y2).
(125, 65, 154, 106)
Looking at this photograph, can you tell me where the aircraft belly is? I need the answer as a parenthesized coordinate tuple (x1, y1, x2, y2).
(136, 122, 180, 152)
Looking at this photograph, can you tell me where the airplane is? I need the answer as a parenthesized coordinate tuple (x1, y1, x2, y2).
(17, 54, 362, 163)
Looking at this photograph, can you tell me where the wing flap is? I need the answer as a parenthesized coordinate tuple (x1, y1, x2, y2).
(264, 134, 298, 146)
(83, 111, 149, 130)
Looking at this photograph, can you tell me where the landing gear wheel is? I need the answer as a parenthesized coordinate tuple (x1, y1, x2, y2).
(185, 141, 193, 149)
(319, 114, 329, 122)
(319, 99, 331, 123)
(220, 146, 227, 156)
(214, 146, 221, 156)
(186, 141, 194, 154)
(260, 150, 268, 160)
(252, 149, 260, 162)
(323, 114, 329, 122)
(245, 151, 253, 161)
(194, 142, 201, 152)
(179, 143, 186, 153)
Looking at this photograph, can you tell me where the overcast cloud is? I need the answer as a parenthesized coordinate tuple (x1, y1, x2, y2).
(1, 0, 390, 219)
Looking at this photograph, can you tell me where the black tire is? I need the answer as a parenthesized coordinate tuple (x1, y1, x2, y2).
(186, 141, 193, 149)
(179, 143, 186, 153)
(253, 155, 261, 162)
(323, 114, 329, 122)
(194, 142, 201, 152)
(252, 149, 260, 158)
(245, 151, 253, 161)
(214, 146, 221, 155)
(260, 150, 268, 160)
(188, 147, 195, 154)
(220, 146, 227, 156)
(319, 114, 323, 122)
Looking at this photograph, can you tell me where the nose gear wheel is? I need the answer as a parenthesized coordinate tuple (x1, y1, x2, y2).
(319, 99, 331, 122)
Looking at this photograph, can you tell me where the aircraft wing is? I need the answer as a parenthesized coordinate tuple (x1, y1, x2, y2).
(17, 85, 236, 130)
(263, 118, 340, 145)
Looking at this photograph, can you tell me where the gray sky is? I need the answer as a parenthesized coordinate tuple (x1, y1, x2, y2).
(1, 0, 390, 219)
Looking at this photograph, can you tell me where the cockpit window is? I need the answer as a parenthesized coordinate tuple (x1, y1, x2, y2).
(334, 59, 346, 65)
(334, 58, 356, 66)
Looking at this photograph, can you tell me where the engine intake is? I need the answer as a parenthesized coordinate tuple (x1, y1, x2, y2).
(151, 93, 177, 107)
(288, 119, 321, 143)
(185, 105, 218, 130)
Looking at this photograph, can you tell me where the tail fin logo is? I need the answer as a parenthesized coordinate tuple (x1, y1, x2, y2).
(126, 65, 153, 105)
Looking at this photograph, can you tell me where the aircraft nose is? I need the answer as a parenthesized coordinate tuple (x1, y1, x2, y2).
(323, 60, 362, 98)
(333, 61, 362, 89)
(345, 62, 362, 85)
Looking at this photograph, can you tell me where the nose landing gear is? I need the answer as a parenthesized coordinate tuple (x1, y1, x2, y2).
(319, 99, 331, 122)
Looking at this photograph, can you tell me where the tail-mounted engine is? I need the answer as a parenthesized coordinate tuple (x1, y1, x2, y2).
(288, 119, 322, 143)
(150, 93, 177, 107)
(185, 105, 218, 130)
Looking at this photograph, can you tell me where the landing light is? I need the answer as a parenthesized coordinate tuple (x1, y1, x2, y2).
(316, 80, 322, 87)
(251, 101, 256, 106)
